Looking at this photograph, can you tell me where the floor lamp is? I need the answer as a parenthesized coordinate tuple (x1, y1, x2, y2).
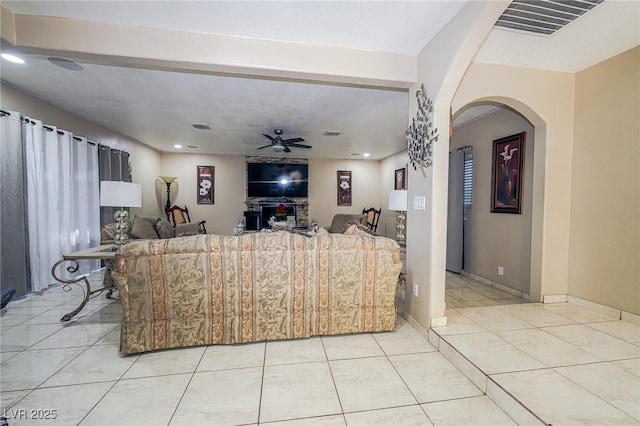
(159, 176, 177, 219)
(388, 190, 408, 245)
(100, 181, 142, 246)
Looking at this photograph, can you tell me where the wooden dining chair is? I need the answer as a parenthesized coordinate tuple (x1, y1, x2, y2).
(165, 205, 207, 234)
(362, 207, 382, 233)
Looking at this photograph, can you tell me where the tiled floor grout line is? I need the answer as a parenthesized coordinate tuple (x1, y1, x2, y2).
(485, 374, 547, 425)
(319, 336, 346, 422)
(436, 281, 640, 425)
(550, 363, 639, 420)
(256, 341, 268, 425)
(165, 344, 210, 426)
(77, 380, 120, 425)
(581, 322, 640, 347)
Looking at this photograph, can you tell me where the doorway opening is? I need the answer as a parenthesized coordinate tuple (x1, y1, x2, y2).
(446, 102, 537, 309)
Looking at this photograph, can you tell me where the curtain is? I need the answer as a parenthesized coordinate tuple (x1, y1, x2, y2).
(24, 119, 100, 291)
(0, 110, 29, 297)
(98, 145, 131, 228)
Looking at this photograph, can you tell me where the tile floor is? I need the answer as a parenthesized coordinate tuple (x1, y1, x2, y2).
(0, 271, 638, 425)
(444, 272, 526, 309)
(435, 272, 640, 425)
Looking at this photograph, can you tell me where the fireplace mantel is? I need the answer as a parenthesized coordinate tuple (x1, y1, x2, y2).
(245, 197, 309, 229)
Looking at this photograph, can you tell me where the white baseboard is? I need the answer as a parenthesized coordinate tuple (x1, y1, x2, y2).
(543, 294, 568, 304)
(462, 271, 530, 300)
(568, 295, 621, 319)
(430, 316, 447, 327)
(462, 271, 492, 286)
(622, 311, 640, 325)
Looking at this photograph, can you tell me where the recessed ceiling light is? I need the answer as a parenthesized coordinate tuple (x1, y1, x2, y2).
(363, 153, 371, 158)
(48, 57, 83, 71)
(324, 130, 341, 137)
(191, 124, 211, 130)
(173, 144, 183, 149)
(1, 53, 25, 64)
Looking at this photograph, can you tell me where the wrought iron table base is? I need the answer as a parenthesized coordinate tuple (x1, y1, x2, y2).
(51, 259, 116, 322)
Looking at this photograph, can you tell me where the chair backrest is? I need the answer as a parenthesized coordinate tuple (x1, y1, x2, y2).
(166, 205, 191, 226)
(362, 207, 382, 232)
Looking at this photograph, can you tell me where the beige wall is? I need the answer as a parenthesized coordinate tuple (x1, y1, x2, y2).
(450, 108, 534, 294)
(158, 155, 382, 235)
(569, 47, 640, 315)
(0, 83, 162, 217)
(453, 63, 575, 302)
(308, 158, 381, 228)
(379, 151, 408, 239)
(159, 154, 246, 236)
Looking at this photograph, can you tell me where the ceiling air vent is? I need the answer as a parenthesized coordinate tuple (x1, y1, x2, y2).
(495, 0, 605, 36)
(191, 123, 211, 130)
(324, 130, 341, 137)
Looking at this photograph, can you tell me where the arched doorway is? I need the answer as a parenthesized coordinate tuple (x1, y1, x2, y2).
(446, 98, 546, 308)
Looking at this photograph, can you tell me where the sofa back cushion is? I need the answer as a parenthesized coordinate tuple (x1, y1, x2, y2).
(131, 216, 159, 240)
(155, 218, 175, 239)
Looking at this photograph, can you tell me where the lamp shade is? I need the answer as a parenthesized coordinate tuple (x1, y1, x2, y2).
(159, 176, 177, 184)
(100, 181, 142, 208)
(388, 190, 408, 211)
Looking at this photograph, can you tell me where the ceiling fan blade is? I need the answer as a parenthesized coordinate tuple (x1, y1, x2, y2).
(262, 134, 276, 142)
(282, 137, 305, 144)
(256, 144, 272, 150)
(289, 143, 312, 149)
(284, 146, 291, 153)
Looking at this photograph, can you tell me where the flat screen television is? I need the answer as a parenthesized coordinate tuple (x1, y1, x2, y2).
(247, 163, 309, 198)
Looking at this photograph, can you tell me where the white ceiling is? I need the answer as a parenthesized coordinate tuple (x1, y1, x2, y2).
(1, 1, 638, 159)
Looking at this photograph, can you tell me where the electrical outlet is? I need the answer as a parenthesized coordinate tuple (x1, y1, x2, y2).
(413, 282, 419, 297)
(498, 266, 504, 276)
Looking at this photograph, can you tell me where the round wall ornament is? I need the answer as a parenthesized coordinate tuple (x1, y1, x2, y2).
(406, 84, 438, 175)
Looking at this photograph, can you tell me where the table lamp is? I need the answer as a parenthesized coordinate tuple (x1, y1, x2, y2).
(388, 190, 408, 245)
(100, 181, 142, 246)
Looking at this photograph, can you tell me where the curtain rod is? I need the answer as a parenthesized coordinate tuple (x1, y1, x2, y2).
(456, 145, 473, 151)
(0, 109, 10, 117)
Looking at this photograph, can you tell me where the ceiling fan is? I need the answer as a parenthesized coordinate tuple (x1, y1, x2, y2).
(257, 129, 311, 153)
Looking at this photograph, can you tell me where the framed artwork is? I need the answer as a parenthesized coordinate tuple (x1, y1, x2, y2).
(197, 165, 214, 204)
(394, 167, 406, 190)
(337, 170, 352, 206)
(491, 132, 525, 214)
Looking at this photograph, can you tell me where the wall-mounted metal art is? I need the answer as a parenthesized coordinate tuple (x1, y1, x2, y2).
(406, 84, 438, 175)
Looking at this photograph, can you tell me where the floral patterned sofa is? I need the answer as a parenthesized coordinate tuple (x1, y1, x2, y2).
(111, 226, 402, 355)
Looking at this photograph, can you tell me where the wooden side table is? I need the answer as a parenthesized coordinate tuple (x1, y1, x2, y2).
(51, 245, 117, 321)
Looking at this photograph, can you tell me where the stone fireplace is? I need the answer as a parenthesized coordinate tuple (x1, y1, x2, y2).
(245, 156, 309, 229)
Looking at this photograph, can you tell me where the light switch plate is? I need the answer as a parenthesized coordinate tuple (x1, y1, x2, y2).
(413, 196, 426, 210)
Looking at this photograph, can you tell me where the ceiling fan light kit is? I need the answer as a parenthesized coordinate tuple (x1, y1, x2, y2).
(257, 129, 311, 154)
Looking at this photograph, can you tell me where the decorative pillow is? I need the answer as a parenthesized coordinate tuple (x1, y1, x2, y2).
(131, 216, 159, 240)
(155, 218, 175, 239)
(342, 221, 379, 236)
(315, 227, 329, 237)
(175, 222, 201, 237)
(328, 213, 367, 233)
